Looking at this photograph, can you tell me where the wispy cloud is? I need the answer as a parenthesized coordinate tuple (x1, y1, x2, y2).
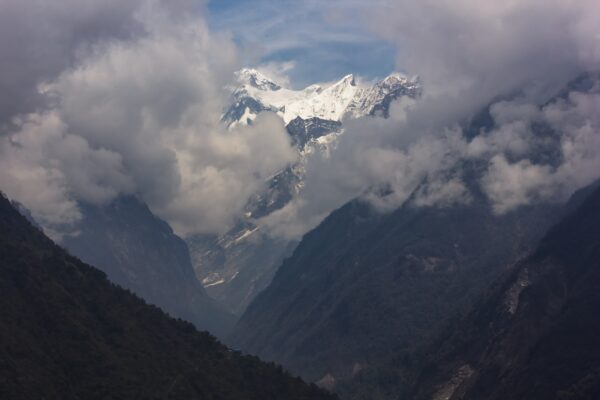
(207, 0, 396, 86)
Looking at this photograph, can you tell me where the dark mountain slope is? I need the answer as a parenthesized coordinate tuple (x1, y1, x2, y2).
(232, 75, 598, 387)
(232, 183, 562, 384)
(411, 184, 600, 400)
(0, 192, 336, 400)
(62, 196, 234, 337)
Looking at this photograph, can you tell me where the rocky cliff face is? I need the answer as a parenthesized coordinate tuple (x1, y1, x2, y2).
(410, 182, 600, 400)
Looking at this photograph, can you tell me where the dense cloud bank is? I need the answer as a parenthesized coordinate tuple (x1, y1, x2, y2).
(0, 0, 296, 236)
(257, 0, 600, 239)
(1, 0, 599, 240)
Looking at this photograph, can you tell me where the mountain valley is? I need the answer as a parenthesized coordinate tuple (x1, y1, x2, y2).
(187, 69, 421, 315)
(2, 1, 600, 397)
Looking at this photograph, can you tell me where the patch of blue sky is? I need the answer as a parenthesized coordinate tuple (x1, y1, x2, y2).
(207, 0, 397, 87)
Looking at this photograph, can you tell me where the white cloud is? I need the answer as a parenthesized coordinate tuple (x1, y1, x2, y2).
(257, 100, 471, 239)
(0, 112, 133, 226)
(2, 0, 600, 242)
(482, 155, 555, 214)
(480, 91, 600, 213)
(256, 0, 600, 238)
(0, 0, 201, 128)
(371, 0, 600, 102)
(0, 0, 297, 237)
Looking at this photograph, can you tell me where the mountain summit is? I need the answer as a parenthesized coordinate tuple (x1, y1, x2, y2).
(225, 69, 420, 126)
(236, 68, 282, 91)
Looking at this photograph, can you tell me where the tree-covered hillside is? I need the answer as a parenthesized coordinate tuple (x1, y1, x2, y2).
(0, 193, 336, 400)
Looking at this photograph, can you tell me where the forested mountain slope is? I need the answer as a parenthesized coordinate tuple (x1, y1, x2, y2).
(0, 193, 335, 400)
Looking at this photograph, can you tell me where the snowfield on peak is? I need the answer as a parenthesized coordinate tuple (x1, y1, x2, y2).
(283, 74, 359, 123)
(227, 68, 420, 125)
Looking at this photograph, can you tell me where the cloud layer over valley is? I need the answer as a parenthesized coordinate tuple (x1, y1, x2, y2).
(1, 0, 599, 241)
(255, 0, 600, 238)
(0, 0, 296, 236)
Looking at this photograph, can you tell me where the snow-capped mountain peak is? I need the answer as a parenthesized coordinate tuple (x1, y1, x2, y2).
(224, 69, 420, 126)
(336, 73, 356, 87)
(236, 68, 281, 91)
(347, 73, 421, 118)
(282, 74, 359, 123)
(303, 84, 323, 95)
